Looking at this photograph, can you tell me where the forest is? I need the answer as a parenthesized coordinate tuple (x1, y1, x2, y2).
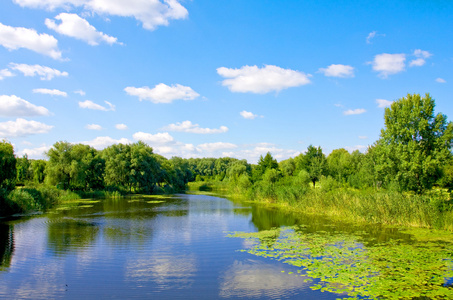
(1, 93, 453, 229)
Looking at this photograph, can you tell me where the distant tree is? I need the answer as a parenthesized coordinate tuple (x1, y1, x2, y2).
(327, 148, 352, 183)
(253, 152, 278, 181)
(16, 155, 32, 185)
(279, 158, 295, 177)
(0, 141, 16, 195)
(377, 93, 453, 192)
(31, 160, 47, 184)
(297, 145, 327, 187)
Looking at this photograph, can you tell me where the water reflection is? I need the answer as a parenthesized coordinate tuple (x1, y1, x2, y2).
(0, 223, 13, 271)
(219, 259, 309, 299)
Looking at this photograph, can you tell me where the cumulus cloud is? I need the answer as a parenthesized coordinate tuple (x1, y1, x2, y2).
(85, 124, 102, 130)
(197, 142, 237, 152)
(409, 49, 432, 67)
(369, 53, 406, 78)
(14, 0, 188, 31)
(0, 95, 50, 117)
(217, 65, 311, 94)
(0, 22, 62, 60)
(436, 78, 446, 83)
(33, 88, 67, 97)
(115, 123, 128, 130)
(240, 110, 259, 120)
(124, 83, 199, 104)
(318, 64, 354, 78)
(45, 13, 121, 45)
(9, 63, 68, 80)
(132, 131, 174, 144)
(343, 108, 366, 115)
(162, 120, 228, 134)
(18, 144, 51, 159)
(78, 100, 115, 111)
(235, 143, 300, 163)
(81, 136, 131, 150)
(0, 69, 14, 80)
(376, 99, 393, 108)
(0, 118, 53, 137)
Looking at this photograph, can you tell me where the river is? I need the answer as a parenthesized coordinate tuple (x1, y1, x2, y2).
(0, 193, 452, 299)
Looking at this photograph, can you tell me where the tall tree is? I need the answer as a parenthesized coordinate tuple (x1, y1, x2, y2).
(297, 145, 327, 187)
(0, 141, 16, 195)
(378, 93, 453, 192)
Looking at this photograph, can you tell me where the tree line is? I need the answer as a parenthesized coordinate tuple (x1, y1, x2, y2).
(1, 93, 453, 216)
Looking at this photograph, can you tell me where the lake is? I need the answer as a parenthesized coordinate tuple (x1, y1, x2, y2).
(0, 193, 452, 299)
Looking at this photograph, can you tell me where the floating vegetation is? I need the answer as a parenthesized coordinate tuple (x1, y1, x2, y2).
(127, 200, 141, 203)
(78, 205, 94, 208)
(227, 226, 453, 299)
(147, 201, 165, 204)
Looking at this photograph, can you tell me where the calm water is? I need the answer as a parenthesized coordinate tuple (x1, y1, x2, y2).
(0, 193, 451, 299)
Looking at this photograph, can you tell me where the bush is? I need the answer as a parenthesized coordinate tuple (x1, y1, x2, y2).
(7, 189, 41, 212)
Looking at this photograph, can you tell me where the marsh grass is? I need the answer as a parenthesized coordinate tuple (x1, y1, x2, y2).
(223, 177, 453, 230)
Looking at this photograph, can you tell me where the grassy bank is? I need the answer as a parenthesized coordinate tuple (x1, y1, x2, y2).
(0, 185, 173, 217)
(190, 179, 453, 231)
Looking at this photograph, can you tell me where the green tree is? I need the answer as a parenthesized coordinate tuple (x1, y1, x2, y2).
(253, 152, 278, 181)
(31, 160, 47, 184)
(297, 145, 327, 187)
(378, 93, 453, 192)
(0, 141, 16, 195)
(16, 155, 32, 185)
(327, 148, 352, 183)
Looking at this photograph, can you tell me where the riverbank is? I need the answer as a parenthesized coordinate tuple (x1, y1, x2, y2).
(189, 181, 453, 231)
(0, 184, 177, 217)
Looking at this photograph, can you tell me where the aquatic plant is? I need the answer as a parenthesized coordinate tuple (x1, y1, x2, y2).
(228, 226, 453, 299)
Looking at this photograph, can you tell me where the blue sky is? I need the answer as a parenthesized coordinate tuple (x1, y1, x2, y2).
(0, 0, 452, 163)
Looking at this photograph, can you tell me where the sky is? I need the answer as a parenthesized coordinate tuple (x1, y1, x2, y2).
(0, 0, 452, 163)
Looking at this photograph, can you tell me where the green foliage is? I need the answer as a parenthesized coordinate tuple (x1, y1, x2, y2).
(228, 226, 453, 299)
(377, 93, 453, 193)
(295, 145, 327, 187)
(0, 140, 16, 194)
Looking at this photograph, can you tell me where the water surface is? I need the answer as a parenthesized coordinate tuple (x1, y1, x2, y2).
(0, 193, 451, 299)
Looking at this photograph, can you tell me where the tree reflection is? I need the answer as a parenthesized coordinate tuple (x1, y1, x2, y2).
(0, 223, 13, 271)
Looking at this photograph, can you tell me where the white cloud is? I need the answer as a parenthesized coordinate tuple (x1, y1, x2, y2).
(0, 69, 14, 80)
(81, 136, 131, 150)
(45, 13, 121, 45)
(240, 110, 259, 120)
(436, 78, 446, 83)
(163, 120, 228, 134)
(318, 64, 354, 78)
(409, 49, 432, 67)
(74, 90, 86, 96)
(0, 22, 62, 60)
(115, 123, 128, 130)
(359, 136, 368, 140)
(0, 95, 50, 117)
(14, 0, 188, 31)
(366, 31, 385, 44)
(0, 118, 53, 137)
(85, 124, 102, 130)
(217, 65, 311, 94)
(132, 131, 174, 144)
(78, 100, 115, 111)
(33, 88, 67, 97)
(369, 53, 406, 78)
(376, 99, 393, 108)
(343, 108, 366, 115)
(124, 83, 199, 104)
(9, 63, 68, 80)
(197, 142, 237, 152)
(18, 144, 51, 159)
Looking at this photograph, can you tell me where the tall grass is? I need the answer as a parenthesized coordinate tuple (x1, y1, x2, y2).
(225, 175, 453, 231)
